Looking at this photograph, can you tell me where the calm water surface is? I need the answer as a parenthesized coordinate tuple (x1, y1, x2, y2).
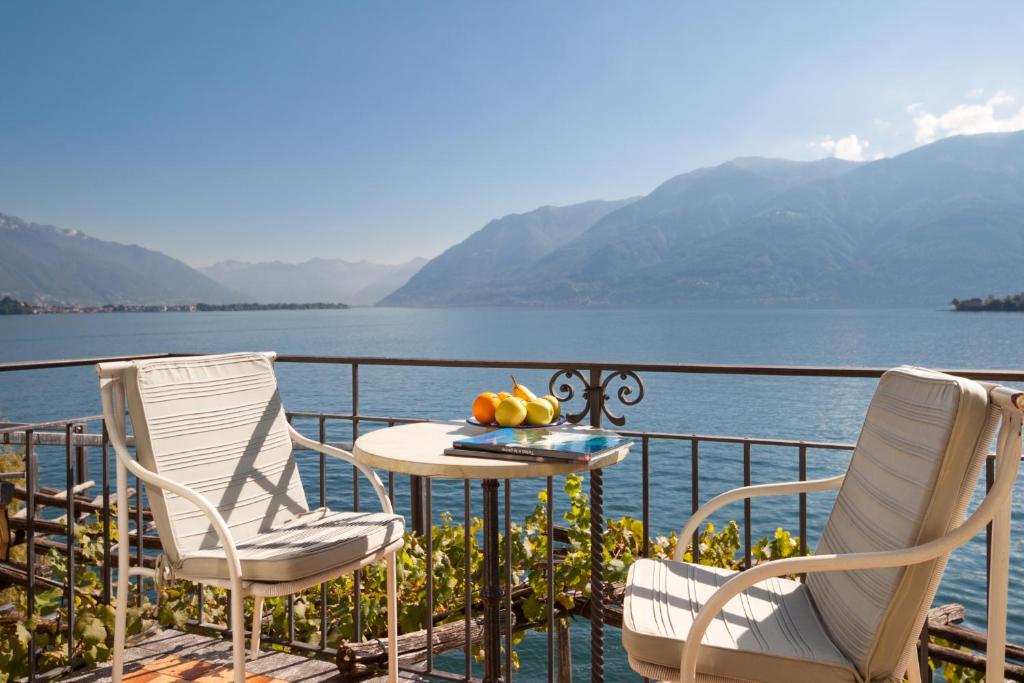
(1, 307, 1021, 680)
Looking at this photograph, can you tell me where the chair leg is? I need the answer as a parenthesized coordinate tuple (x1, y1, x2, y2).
(230, 587, 246, 683)
(111, 558, 129, 682)
(112, 464, 131, 683)
(250, 595, 264, 660)
(387, 553, 398, 683)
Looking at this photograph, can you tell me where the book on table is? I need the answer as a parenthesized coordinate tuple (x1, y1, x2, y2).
(444, 427, 632, 463)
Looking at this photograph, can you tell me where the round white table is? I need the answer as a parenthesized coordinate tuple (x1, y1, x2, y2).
(353, 420, 629, 683)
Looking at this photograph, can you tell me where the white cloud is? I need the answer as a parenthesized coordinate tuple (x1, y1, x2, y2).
(966, 87, 985, 99)
(910, 90, 1024, 144)
(812, 134, 870, 161)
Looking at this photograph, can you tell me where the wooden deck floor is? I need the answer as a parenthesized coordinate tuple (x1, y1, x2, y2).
(60, 629, 425, 683)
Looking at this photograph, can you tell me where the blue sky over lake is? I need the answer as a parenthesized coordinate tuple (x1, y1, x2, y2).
(2, 1, 1023, 265)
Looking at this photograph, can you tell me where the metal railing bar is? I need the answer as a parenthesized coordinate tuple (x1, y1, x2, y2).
(546, 476, 554, 683)
(691, 440, 700, 564)
(642, 436, 650, 559)
(425, 477, 434, 672)
(318, 416, 328, 650)
(799, 444, 808, 558)
(504, 478, 512, 683)
(464, 479, 473, 680)
(0, 353, 175, 373)
(743, 442, 752, 570)
(616, 429, 854, 451)
(65, 423, 76, 664)
(285, 411, 425, 426)
(269, 355, 1024, 382)
(7, 351, 1024, 382)
(102, 424, 112, 605)
(351, 366, 363, 642)
(26, 429, 37, 680)
(0, 417, 104, 436)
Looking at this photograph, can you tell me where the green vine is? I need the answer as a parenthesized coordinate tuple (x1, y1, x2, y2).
(0, 468, 989, 681)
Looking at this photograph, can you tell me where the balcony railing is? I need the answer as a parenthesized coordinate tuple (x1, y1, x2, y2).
(0, 353, 1022, 682)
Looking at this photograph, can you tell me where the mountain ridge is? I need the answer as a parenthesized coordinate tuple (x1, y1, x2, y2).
(0, 213, 244, 306)
(382, 133, 1024, 307)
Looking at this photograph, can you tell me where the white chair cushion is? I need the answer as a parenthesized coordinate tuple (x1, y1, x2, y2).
(176, 508, 405, 583)
(622, 559, 858, 683)
(125, 353, 308, 565)
(807, 366, 994, 679)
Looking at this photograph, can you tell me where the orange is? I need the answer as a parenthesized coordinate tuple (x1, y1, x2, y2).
(472, 392, 501, 423)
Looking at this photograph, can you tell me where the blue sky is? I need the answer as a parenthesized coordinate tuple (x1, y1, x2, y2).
(2, 2, 1023, 266)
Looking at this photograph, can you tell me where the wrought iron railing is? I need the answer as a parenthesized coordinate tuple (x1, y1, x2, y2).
(1, 354, 1023, 682)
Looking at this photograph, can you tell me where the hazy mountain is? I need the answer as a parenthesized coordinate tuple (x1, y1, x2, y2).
(201, 256, 427, 306)
(379, 198, 637, 306)
(0, 213, 241, 306)
(384, 131, 1024, 307)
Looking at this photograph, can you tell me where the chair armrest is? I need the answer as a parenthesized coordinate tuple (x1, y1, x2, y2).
(673, 474, 845, 561)
(287, 424, 394, 515)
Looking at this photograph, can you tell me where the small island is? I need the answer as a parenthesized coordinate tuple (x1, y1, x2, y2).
(951, 294, 1024, 312)
(0, 297, 349, 315)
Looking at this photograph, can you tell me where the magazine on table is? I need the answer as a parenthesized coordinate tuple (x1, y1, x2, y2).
(444, 427, 632, 463)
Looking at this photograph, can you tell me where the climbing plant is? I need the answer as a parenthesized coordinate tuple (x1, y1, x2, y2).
(0, 470, 989, 681)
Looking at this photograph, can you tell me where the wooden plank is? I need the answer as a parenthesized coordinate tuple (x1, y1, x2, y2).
(929, 643, 1024, 681)
(926, 603, 965, 626)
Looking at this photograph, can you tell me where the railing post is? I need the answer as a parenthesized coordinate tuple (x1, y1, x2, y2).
(73, 423, 88, 485)
(25, 429, 36, 681)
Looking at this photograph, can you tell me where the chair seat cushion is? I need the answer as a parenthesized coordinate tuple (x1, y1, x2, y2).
(623, 559, 858, 683)
(175, 508, 404, 583)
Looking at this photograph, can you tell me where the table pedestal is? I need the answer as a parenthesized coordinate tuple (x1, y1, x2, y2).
(481, 478, 503, 683)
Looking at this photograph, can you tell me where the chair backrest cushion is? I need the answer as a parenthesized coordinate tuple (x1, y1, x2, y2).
(807, 366, 996, 681)
(123, 353, 308, 563)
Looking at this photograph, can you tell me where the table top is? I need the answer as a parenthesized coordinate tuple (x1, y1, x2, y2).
(352, 420, 629, 480)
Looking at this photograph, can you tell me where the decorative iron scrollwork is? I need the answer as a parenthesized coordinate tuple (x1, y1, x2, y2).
(598, 370, 645, 426)
(548, 368, 592, 424)
(546, 368, 645, 427)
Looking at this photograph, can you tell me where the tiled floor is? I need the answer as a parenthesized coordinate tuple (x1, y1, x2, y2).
(60, 629, 421, 683)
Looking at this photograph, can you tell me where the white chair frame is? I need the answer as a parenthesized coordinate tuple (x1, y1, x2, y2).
(670, 385, 1023, 683)
(97, 355, 400, 683)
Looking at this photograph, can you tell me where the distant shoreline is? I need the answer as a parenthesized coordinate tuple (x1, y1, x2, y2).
(0, 297, 349, 315)
(951, 295, 1024, 313)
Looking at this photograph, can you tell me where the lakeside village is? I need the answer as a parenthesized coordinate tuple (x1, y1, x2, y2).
(0, 296, 349, 315)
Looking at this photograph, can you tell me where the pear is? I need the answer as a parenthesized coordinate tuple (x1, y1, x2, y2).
(495, 396, 527, 427)
(525, 398, 554, 425)
(540, 394, 561, 420)
(510, 375, 538, 402)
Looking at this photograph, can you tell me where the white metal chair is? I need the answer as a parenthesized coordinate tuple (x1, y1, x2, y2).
(622, 366, 1022, 682)
(97, 352, 403, 683)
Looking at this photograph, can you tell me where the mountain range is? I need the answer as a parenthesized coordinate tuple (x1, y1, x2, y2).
(383, 130, 1024, 307)
(0, 213, 241, 306)
(4, 130, 1023, 308)
(0, 214, 425, 307)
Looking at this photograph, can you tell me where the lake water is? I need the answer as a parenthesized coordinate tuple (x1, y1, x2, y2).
(1, 307, 1022, 680)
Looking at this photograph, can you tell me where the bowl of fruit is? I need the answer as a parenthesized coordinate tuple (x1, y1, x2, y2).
(470, 376, 565, 427)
